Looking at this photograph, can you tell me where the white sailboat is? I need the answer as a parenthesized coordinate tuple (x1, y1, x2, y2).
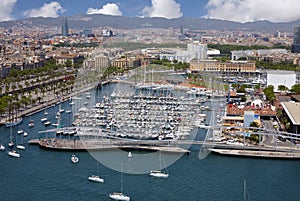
(88, 163, 104, 183)
(28, 120, 35, 127)
(109, 164, 130, 201)
(8, 150, 20, 158)
(109, 192, 130, 201)
(88, 175, 104, 183)
(149, 152, 169, 179)
(16, 133, 26, 150)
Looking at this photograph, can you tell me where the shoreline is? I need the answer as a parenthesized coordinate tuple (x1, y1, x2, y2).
(0, 81, 108, 126)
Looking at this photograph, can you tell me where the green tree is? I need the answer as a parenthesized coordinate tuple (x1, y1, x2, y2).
(291, 84, 300, 94)
(278, 85, 288, 93)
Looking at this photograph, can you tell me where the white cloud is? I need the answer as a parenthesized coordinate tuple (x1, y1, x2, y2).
(142, 0, 182, 19)
(205, 0, 300, 23)
(24, 2, 66, 18)
(87, 3, 122, 16)
(0, 0, 17, 22)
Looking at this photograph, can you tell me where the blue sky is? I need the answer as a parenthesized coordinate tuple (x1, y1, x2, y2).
(2, 0, 300, 23)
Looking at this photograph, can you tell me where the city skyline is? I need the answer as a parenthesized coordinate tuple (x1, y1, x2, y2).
(2, 0, 300, 23)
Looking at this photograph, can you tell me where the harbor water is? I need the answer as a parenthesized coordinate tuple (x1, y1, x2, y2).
(0, 83, 300, 201)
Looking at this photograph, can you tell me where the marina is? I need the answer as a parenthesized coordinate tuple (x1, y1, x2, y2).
(1, 81, 300, 200)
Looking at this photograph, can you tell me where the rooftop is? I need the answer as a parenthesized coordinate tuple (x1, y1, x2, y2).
(281, 102, 300, 125)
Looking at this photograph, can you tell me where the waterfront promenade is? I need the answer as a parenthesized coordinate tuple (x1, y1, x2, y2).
(0, 81, 104, 125)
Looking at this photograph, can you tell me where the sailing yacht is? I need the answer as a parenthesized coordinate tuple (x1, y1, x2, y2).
(109, 165, 130, 201)
(16, 134, 26, 150)
(8, 150, 20, 158)
(149, 170, 169, 178)
(88, 175, 104, 183)
(149, 152, 169, 178)
(109, 192, 130, 201)
(88, 163, 104, 183)
(28, 119, 35, 127)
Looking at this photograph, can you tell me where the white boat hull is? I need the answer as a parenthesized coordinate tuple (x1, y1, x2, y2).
(0, 145, 5, 151)
(149, 171, 169, 178)
(16, 145, 26, 150)
(109, 193, 130, 201)
(88, 176, 104, 183)
(8, 151, 20, 158)
(71, 155, 79, 163)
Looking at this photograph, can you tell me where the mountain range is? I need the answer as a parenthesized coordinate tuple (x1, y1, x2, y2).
(1, 14, 300, 33)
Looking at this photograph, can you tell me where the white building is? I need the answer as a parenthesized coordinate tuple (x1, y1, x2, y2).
(266, 70, 296, 92)
(187, 42, 207, 62)
(231, 49, 288, 60)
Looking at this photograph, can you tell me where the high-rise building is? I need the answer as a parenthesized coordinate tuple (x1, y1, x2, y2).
(292, 26, 300, 53)
(61, 17, 69, 37)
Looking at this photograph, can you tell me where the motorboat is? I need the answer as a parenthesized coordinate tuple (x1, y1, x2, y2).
(41, 117, 47, 122)
(8, 141, 14, 147)
(109, 192, 130, 201)
(88, 175, 104, 183)
(16, 145, 26, 150)
(23, 132, 28, 137)
(149, 170, 169, 178)
(17, 129, 24, 134)
(128, 152, 132, 158)
(71, 154, 79, 163)
(44, 121, 51, 126)
(66, 110, 72, 113)
(8, 150, 20, 158)
(0, 144, 5, 151)
(28, 120, 35, 127)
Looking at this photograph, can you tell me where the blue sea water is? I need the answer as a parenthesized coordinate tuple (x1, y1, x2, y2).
(0, 84, 300, 201)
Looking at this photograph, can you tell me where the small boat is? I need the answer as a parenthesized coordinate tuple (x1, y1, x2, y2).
(17, 129, 24, 134)
(44, 121, 51, 126)
(8, 150, 20, 158)
(0, 144, 5, 151)
(8, 141, 14, 147)
(70, 101, 75, 105)
(28, 120, 35, 127)
(128, 152, 132, 158)
(16, 145, 26, 150)
(88, 175, 104, 183)
(41, 117, 47, 122)
(109, 192, 130, 201)
(66, 110, 72, 113)
(23, 132, 28, 137)
(149, 170, 169, 179)
(71, 154, 79, 163)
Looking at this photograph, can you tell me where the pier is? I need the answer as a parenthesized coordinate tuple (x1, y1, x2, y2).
(29, 138, 190, 153)
(209, 148, 300, 159)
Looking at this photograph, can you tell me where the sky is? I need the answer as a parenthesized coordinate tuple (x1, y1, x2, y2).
(2, 0, 300, 23)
